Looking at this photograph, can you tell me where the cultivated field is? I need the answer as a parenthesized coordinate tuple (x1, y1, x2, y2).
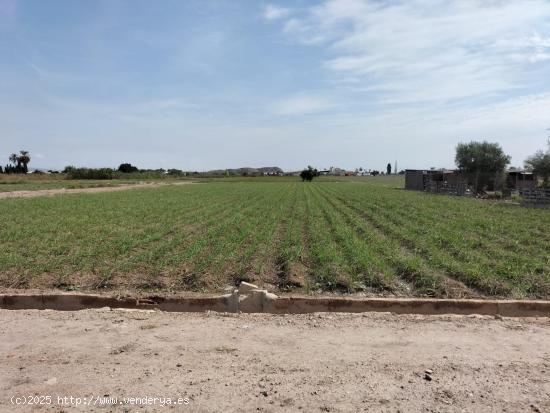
(1, 177, 549, 298)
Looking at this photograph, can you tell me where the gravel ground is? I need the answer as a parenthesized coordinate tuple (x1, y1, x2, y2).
(1, 309, 549, 412)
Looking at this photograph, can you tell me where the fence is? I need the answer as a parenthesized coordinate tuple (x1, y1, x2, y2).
(426, 181, 468, 196)
(519, 188, 550, 207)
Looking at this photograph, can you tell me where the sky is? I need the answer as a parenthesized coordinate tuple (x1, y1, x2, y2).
(1, 0, 550, 172)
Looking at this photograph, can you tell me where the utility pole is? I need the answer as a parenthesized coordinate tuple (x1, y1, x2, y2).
(394, 160, 397, 175)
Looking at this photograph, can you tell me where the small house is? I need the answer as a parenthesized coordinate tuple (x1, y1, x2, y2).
(405, 169, 468, 194)
(506, 170, 536, 190)
(404, 169, 426, 190)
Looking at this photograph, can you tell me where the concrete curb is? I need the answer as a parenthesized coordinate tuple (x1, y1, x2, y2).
(1, 286, 549, 317)
(264, 296, 550, 317)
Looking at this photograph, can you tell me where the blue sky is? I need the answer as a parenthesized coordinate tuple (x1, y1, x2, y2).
(1, 0, 550, 171)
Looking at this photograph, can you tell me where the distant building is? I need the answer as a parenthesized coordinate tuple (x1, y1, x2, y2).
(506, 170, 536, 190)
(329, 167, 346, 176)
(405, 169, 467, 194)
(406, 168, 538, 195)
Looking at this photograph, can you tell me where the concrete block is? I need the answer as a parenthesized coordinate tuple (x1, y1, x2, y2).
(238, 282, 260, 294)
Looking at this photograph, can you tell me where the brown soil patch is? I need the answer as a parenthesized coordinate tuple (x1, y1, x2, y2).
(0, 181, 194, 199)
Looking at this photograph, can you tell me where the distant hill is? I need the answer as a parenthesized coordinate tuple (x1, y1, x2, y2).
(207, 166, 283, 175)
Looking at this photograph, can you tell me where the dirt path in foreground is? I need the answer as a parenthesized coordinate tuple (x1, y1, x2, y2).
(1, 310, 549, 412)
(0, 181, 193, 199)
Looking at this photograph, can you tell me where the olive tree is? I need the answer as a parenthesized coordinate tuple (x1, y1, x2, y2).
(525, 140, 550, 187)
(455, 141, 510, 193)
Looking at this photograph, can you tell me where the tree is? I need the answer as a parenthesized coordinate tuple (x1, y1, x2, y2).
(386, 163, 392, 175)
(8, 153, 22, 173)
(117, 163, 138, 173)
(65, 167, 113, 179)
(300, 165, 318, 182)
(9, 153, 19, 168)
(6, 151, 30, 173)
(525, 140, 550, 187)
(455, 141, 511, 193)
(18, 150, 30, 173)
(167, 168, 184, 176)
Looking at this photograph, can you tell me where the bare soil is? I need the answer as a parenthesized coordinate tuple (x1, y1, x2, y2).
(0, 181, 193, 199)
(1, 309, 549, 412)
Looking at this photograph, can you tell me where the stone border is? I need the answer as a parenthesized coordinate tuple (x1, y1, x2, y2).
(1, 283, 549, 317)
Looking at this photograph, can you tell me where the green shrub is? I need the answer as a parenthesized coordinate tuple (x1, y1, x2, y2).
(65, 167, 114, 180)
(300, 166, 318, 182)
(117, 163, 139, 173)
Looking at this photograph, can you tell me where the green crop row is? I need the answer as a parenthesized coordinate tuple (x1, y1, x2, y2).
(0, 179, 548, 298)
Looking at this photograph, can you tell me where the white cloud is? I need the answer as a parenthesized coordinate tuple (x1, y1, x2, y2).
(262, 4, 290, 20)
(272, 95, 334, 115)
(275, 0, 550, 104)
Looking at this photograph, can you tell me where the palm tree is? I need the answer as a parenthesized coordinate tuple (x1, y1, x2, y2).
(9, 153, 21, 172)
(18, 150, 30, 173)
(9, 153, 18, 167)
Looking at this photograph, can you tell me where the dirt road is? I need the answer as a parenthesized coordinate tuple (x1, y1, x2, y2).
(0, 181, 193, 199)
(1, 309, 549, 412)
